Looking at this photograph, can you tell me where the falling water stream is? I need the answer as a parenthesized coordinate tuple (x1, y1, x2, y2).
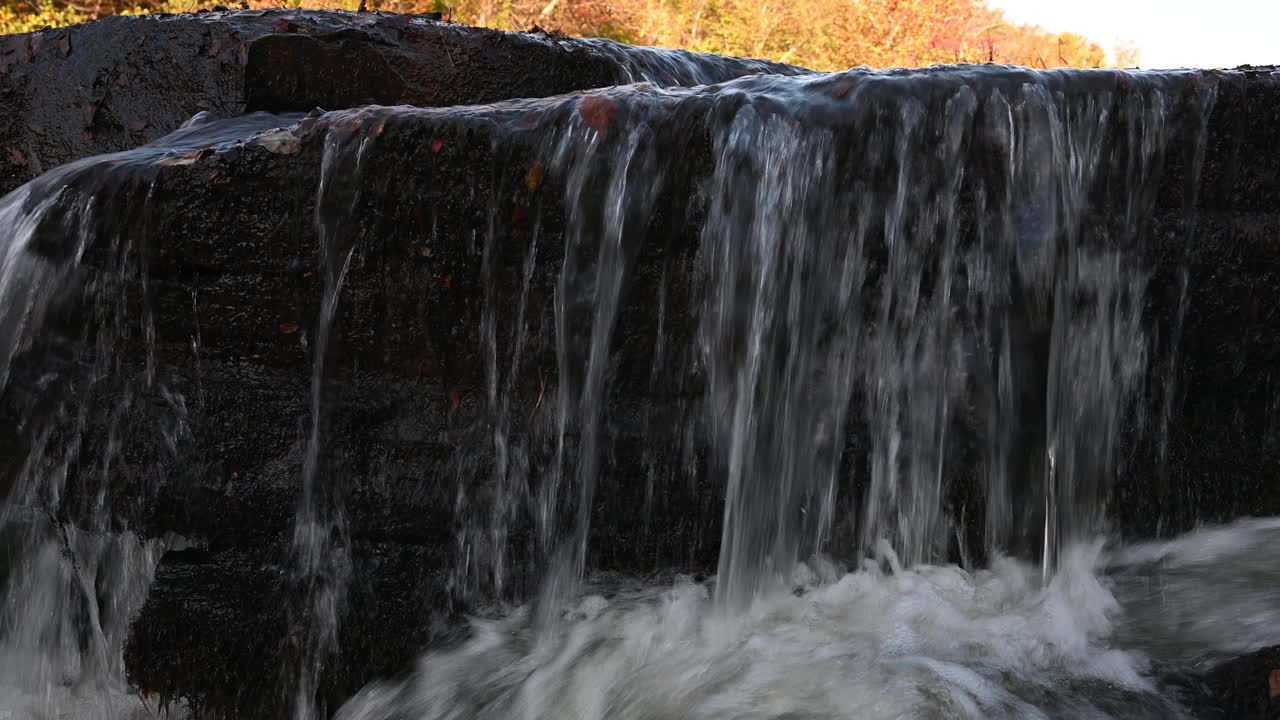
(0, 62, 1276, 720)
(0, 113, 299, 718)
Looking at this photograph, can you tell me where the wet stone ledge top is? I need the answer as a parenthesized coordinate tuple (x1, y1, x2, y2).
(0, 8, 806, 197)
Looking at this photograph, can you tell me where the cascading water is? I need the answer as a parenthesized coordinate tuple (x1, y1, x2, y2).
(335, 68, 1276, 719)
(0, 113, 299, 718)
(285, 112, 378, 720)
(0, 58, 1275, 720)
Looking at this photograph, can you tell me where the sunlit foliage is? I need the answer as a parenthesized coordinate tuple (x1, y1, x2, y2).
(1, 0, 1134, 70)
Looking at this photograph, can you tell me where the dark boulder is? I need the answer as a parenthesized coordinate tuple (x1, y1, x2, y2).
(0, 9, 805, 197)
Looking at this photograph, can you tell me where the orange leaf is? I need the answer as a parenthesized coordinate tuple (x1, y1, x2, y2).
(525, 161, 544, 193)
(578, 95, 616, 135)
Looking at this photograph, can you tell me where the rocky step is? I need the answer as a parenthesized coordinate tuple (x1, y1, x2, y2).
(0, 9, 807, 196)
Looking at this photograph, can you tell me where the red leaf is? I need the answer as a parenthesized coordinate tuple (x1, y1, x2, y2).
(442, 273, 454, 290)
(1270, 669, 1280, 699)
(449, 389, 462, 414)
(430, 138, 444, 154)
(828, 77, 856, 100)
(578, 95, 616, 135)
(278, 322, 300, 334)
(6, 148, 25, 166)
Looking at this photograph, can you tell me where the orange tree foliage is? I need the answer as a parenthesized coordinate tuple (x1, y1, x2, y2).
(2, 0, 1131, 70)
(397, 0, 1123, 69)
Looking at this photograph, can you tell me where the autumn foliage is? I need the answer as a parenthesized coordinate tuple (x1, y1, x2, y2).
(1, 0, 1136, 70)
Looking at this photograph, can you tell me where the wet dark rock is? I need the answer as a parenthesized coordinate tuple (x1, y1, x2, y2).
(126, 543, 458, 719)
(0, 9, 804, 196)
(1203, 647, 1280, 719)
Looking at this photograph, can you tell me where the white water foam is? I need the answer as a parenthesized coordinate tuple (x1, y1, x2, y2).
(0, 686, 183, 720)
(336, 519, 1280, 720)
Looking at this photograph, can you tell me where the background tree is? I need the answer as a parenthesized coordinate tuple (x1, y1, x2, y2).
(1, 0, 1134, 71)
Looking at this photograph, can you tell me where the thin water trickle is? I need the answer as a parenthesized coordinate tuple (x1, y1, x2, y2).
(287, 110, 383, 720)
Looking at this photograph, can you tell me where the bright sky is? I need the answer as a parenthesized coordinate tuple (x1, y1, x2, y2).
(986, 0, 1280, 70)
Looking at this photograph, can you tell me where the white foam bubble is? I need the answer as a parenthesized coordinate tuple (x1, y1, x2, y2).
(335, 525, 1278, 720)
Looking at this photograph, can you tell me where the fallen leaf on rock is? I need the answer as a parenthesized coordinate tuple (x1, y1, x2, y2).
(254, 129, 301, 154)
(431, 138, 444, 154)
(525, 161, 544, 193)
(579, 94, 616, 134)
(279, 322, 300, 334)
(1270, 669, 1280, 699)
(128, 119, 147, 132)
(6, 148, 25, 166)
(442, 273, 454, 289)
(449, 389, 462, 414)
(827, 77, 856, 100)
(159, 149, 208, 166)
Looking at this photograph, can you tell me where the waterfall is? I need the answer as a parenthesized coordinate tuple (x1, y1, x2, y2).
(472, 68, 1215, 607)
(0, 113, 297, 716)
(285, 111, 379, 720)
(336, 67, 1253, 719)
(2, 60, 1275, 720)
